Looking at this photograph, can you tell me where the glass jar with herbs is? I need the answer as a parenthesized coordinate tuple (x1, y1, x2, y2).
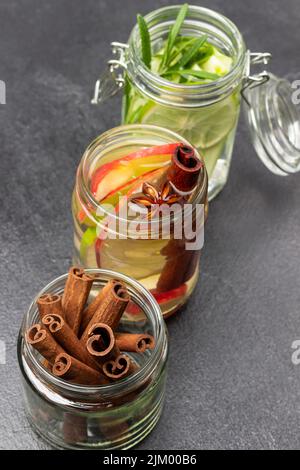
(92, 4, 300, 199)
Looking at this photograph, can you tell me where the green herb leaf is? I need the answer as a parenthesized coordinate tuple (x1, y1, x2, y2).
(137, 14, 152, 68)
(193, 43, 214, 65)
(168, 37, 196, 67)
(163, 69, 220, 81)
(178, 34, 208, 68)
(160, 3, 189, 70)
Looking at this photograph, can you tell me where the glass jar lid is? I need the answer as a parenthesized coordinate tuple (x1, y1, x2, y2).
(243, 72, 300, 175)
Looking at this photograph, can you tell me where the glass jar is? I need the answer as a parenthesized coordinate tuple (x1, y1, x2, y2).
(92, 6, 249, 200)
(18, 269, 168, 450)
(124, 5, 246, 201)
(72, 124, 208, 318)
(92, 6, 300, 196)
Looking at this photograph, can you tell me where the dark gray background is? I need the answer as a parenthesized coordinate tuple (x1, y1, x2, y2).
(0, 0, 300, 450)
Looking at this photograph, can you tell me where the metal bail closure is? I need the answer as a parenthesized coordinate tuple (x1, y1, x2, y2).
(91, 42, 128, 105)
(242, 52, 300, 175)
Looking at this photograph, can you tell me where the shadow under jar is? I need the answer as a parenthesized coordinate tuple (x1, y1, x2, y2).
(72, 125, 208, 319)
(18, 269, 168, 450)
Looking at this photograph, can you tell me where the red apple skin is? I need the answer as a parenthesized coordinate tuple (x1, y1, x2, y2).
(78, 167, 164, 225)
(114, 142, 181, 161)
(125, 284, 188, 315)
(91, 142, 181, 196)
(152, 284, 187, 304)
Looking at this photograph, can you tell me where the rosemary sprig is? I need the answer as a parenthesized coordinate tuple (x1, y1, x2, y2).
(137, 4, 220, 84)
(163, 69, 220, 81)
(168, 37, 196, 67)
(137, 14, 152, 68)
(178, 34, 208, 68)
(194, 43, 214, 64)
(160, 3, 189, 71)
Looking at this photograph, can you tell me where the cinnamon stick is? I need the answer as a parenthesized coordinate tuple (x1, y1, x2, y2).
(52, 352, 108, 385)
(85, 322, 119, 365)
(25, 324, 64, 365)
(42, 313, 100, 372)
(63, 413, 87, 445)
(115, 333, 155, 353)
(80, 281, 130, 343)
(107, 376, 152, 407)
(156, 240, 200, 292)
(103, 354, 138, 380)
(37, 293, 63, 320)
(156, 144, 206, 294)
(42, 359, 52, 370)
(167, 144, 203, 194)
(79, 279, 117, 335)
(98, 418, 129, 442)
(62, 267, 93, 336)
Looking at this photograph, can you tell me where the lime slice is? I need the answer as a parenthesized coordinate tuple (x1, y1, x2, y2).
(201, 46, 232, 76)
(141, 94, 238, 150)
(202, 137, 227, 176)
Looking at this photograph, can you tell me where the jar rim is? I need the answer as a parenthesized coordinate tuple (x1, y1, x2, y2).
(127, 5, 247, 106)
(78, 124, 207, 227)
(19, 268, 168, 398)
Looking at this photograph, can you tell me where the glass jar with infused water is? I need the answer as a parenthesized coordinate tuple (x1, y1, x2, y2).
(72, 125, 208, 318)
(92, 5, 300, 198)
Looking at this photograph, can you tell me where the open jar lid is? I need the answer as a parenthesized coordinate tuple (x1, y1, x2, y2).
(243, 72, 300, 175)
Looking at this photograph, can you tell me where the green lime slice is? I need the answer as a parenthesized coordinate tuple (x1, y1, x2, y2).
(140, 94, 238, 150)
(200, 46, 232, 76)
(202, 137, 227, 176)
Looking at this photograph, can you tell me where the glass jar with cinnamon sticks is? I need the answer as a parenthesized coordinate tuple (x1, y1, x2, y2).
(72, 125, 208, 319)
(18, 268, 168, 450)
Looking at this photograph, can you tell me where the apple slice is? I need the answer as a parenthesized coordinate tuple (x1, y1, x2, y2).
(93, 166, 135, 202)
(152, 284, 187, 304)
(91, 142, 180, 201)
(115, 166, 166, 213)
(93, 167, 166, 268)
(77, 202, 94, 225)
(125, 284, 188, 315)
(97, 142, 181, 168)
(77, 171, 158, 225)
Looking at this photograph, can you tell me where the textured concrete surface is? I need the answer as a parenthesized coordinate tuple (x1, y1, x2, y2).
(1, 0, 300, 450)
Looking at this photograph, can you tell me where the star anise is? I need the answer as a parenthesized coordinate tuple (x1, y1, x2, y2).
(130, 181, 182, 219)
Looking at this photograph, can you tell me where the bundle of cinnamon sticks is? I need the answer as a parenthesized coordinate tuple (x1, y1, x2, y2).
(25, 267, 155, 386)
